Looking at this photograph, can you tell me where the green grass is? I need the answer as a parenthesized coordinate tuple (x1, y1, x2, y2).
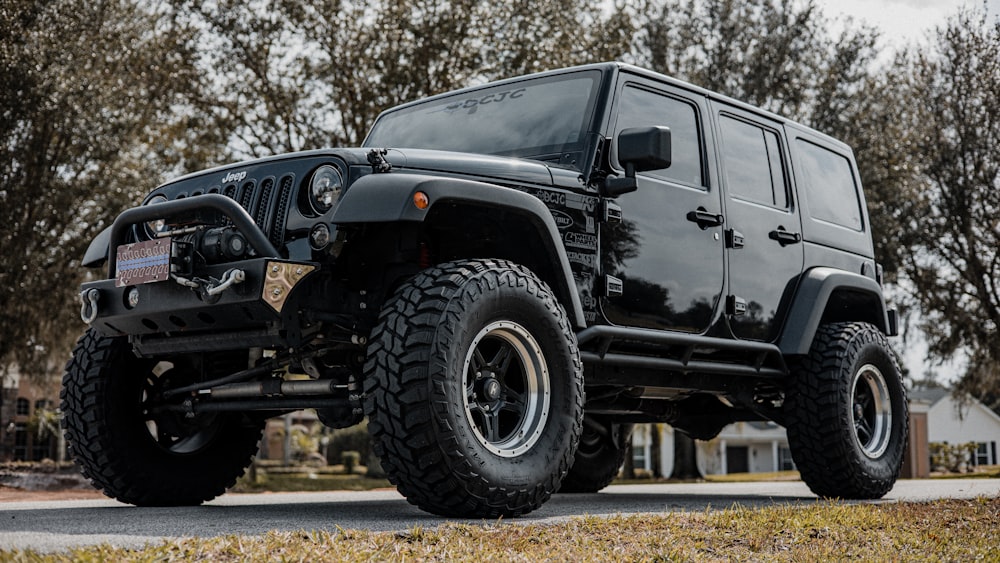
(2, 497, 997, 561)
(231, 466, 391, 493)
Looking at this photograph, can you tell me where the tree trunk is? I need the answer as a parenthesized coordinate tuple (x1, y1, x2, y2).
(670, 431, 702, 480)
(650, 423, 663, 478)
(622, 432, 636, 479)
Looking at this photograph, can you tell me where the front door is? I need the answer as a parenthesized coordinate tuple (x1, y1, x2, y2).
(600, 82, 724, 333)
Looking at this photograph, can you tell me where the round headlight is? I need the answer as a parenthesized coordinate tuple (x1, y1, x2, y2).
(144, 194, 168, 237)
(308, 165, 343, 213)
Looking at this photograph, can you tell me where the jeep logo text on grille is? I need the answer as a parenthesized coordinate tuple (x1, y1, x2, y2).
(222, 171, 247, 184)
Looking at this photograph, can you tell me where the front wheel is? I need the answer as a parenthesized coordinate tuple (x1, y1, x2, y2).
(364, 259, 584, 518)
(784, 322, 908, 499)
(60, 329, 263, 506)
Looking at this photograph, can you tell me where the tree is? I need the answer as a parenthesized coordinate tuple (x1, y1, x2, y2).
(903, 8, 1000, 412)
(173, 0, 639, 160)
(640, 0, 919, 283)
(638, 0, 923, 478)
(0, 1, 201, 374)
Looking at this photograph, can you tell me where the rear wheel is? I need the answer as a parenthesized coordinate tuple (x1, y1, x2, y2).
(560, 416, 632, 493)
(364, 259, 584, 517)
(61, 329, 263, 506)
(784, 322, 907, 499)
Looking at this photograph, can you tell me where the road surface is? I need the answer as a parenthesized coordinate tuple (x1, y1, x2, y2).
(2, 479, 998, 553)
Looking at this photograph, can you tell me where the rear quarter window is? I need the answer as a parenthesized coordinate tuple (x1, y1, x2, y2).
(795, 139, 863, 230)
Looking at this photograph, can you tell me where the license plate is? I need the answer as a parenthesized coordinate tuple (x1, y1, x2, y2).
(115, 237, 171, 287)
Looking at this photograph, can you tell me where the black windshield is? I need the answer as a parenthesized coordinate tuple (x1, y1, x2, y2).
(364, 70, 601, 169)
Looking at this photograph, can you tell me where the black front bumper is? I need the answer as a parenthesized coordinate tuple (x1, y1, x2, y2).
(81, 193, 321, 354)
(82, 258, 318, 348)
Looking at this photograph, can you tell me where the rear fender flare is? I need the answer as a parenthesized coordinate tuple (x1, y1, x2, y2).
(778, 267, 891, 355)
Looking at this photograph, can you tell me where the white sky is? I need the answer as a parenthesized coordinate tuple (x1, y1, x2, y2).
(813, 0, 1000, 47)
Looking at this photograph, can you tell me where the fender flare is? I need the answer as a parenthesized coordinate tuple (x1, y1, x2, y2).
(82, 226, 112, 268)
(332, 174, 587, 328)
(778, 267, 891, 355)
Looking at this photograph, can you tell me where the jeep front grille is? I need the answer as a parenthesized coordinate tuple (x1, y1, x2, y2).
(204, 173, 295, 250)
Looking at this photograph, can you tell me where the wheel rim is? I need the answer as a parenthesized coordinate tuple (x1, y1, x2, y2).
(850, 363, 892, 459)
(462, 320, 550, 458)
(141, 361, 220, 455)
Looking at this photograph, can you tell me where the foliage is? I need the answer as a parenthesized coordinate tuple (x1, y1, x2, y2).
(929, 441, 979, 473)
(325, 422, 371, 465)
(171, 0, 638, 160)
(902, 8, 1000, 409)
(0, 0, 200, 374)
(4, 0, 1000, 410)
(288, 423, 324, 463)
(5, 498, 999, 561)
(26, 407, 60, 441)
(639, 0, 917, 283)
(340, 451, 360, 475)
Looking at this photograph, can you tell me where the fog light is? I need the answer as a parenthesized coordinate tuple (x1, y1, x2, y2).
(310, 223, 331, 250)
(126, 287, 140, 309)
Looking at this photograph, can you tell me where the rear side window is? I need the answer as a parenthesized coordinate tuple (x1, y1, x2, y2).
(719, 115, 788, 208)
(796, 139, 863, 230)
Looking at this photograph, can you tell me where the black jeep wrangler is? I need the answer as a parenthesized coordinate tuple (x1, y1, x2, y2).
(63, 63, 906, 518)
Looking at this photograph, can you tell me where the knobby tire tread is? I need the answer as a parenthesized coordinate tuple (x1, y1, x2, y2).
(61, 329, 262, 506)
(364, 258, 583, 518)
(784, 322, 907, 499)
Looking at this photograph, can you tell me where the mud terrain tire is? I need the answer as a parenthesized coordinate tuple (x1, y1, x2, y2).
(784, 322, 907, 499)
(364, 259, 584, 517)
(61, 329, 263, 506)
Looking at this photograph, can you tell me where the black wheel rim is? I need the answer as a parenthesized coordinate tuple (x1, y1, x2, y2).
(462, 321, 550, 458)
(141, 360, 221, 454)
(850, 363, 892, 458)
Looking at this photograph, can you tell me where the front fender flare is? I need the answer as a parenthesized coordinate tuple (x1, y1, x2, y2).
(82, 226, 112, 268)
(332, 174, 586, 328)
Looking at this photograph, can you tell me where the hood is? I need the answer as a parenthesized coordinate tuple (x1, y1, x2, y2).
(383, 148, 555, 187)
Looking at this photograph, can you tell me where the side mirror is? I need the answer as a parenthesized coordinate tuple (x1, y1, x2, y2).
(603, 126, 672, 197)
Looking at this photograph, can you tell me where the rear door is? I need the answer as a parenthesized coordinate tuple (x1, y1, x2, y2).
(712, 103, 804, 341)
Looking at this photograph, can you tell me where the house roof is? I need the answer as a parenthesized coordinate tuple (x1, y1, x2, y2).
(908, 387, 950, 405)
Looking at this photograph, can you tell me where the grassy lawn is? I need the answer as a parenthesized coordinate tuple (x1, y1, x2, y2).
(3, 497, 997, 561)
(231, 465, 391, 493)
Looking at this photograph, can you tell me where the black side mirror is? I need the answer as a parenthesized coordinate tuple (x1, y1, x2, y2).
(603, 126, 672, 197)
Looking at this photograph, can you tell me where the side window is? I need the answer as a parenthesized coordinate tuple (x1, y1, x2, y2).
(796, 139, 863, 230)
(616, 86, 704, 187)
(719, 114, 788, 208)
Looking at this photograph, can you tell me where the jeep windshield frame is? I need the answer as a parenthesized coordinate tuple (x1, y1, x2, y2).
(363, 70, 604, 171)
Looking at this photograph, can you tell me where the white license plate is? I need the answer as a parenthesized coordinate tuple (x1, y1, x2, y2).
(115, 237, 171, 287)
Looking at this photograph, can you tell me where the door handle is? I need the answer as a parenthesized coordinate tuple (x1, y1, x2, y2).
(686, 208, 724, 229)
(769, 227, 802, 246)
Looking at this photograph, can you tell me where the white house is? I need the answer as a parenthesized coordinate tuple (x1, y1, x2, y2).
(630, 421, 794, 477)
(628, 388, 1000, 476)
(696, 421, 795, 476)
(910, 388, 1000, 466)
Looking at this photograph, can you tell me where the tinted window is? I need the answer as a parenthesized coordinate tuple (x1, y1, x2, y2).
(615, 86, 703, 187)
(365, 71, 600, 168)
(796, 139, 863, 230)
(719, 115, 788, 208)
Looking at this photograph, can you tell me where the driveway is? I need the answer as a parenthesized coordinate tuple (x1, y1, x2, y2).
(2, 479, 998, 553)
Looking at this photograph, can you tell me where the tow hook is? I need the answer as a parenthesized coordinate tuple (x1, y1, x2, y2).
(206, 268, 246, 296)
(171, 268, 246, 297)
(80, 288, 100, 324)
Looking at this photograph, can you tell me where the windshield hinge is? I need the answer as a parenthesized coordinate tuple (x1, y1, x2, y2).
(366, 148, 393, 173)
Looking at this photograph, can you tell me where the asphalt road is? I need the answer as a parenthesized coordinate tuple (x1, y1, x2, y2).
(2, 479, 998, 553)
